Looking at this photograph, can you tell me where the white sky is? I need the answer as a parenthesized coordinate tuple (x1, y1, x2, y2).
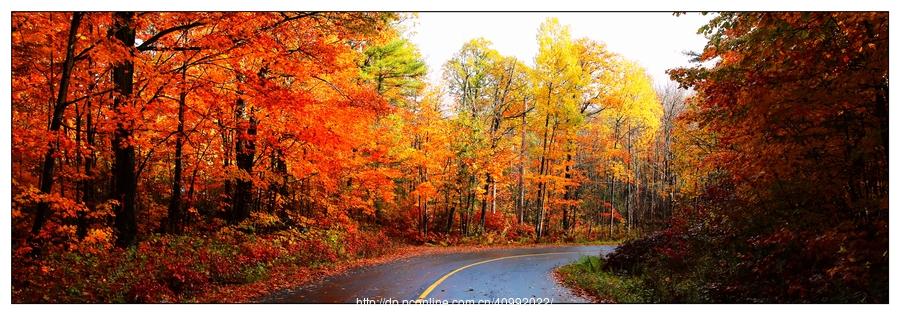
(404, 12, 713, 88)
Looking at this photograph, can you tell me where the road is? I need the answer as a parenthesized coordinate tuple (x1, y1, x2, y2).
(262, 245, 614, 304)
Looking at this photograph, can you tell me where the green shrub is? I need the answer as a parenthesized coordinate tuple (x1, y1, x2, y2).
(557, 256, 650, 303)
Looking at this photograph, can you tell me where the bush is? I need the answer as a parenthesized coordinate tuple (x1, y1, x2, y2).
(589, 208, 888, 303)
(12, 225, 401, 303)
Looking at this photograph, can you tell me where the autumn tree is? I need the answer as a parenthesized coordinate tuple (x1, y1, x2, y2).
(530, 19, 581, 238)
(442, 38, 531, 234)
(29, 12, 85, 240)
(668, 12, 888, 302)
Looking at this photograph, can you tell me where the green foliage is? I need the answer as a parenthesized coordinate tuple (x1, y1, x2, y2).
(579, 255, 603, 273)
(557, 256, 650, 303)
(361, 38, 427, 107)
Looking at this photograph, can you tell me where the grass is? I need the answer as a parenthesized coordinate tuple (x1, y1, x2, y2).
(576, 239, 623, 246)
(556, 256, 650, 303)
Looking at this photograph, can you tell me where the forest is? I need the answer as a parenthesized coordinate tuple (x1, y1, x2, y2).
(10, 12, 888, 303)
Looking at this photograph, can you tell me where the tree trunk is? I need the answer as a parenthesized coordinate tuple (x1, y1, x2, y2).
(111, 12, 138, 248)
(422, 198, 429, 235)
(231, 96, 256, 224)
(220, 118, 234, 219)
(31, 12, 84, 237)
(166, 66, 187, 234)
(420, 166, 429, 235)
(562, 152, 573, 232)
(491, 179, 496, 214)
(516, 111, 527, 224)
(445, 188, 455, 233)
(479, 173, 490, 233)
(74, 100, 84, 238)
(609, 172, 615, 239)
(78, 85, 97, 239)
(536, 113, 551, 239)
(187, 144, 209, 219)
(466, 186, 475, 236)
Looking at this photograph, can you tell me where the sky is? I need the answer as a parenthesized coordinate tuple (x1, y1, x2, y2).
(403, 12, 713, 88)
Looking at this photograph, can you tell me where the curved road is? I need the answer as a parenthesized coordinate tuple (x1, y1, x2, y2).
(262, 245, 614, 304)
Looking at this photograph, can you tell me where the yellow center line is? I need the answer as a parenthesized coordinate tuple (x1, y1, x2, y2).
(415, 251, 584, 302)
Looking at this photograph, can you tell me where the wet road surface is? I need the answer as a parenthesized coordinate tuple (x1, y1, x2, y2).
(262, 245, 614, 304)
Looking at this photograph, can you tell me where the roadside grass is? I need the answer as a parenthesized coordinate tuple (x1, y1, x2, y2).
(556, 256, 650, 303)
(425, 237, 623, 248)
(576, 239, 623, 246)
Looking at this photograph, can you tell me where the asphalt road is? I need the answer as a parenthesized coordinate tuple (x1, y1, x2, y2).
(262, 245, 615, 304)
